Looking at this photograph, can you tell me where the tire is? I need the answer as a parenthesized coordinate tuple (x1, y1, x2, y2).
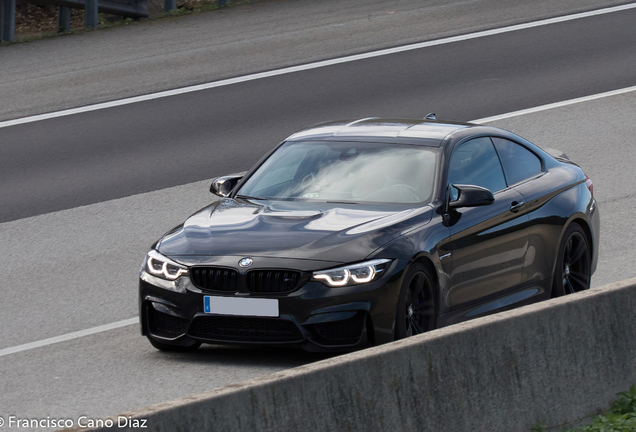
(148, 336, 201, 352)
(395, 262, 437, 339)
(552, 223, 591, 297)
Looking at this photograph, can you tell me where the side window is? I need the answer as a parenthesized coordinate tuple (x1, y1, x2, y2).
(448, 137, 507, 198)
(492, 137, 542, 185)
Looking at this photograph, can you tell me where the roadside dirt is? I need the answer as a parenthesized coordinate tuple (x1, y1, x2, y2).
(16, 0, 83, 33)
(14, 0, 218, 35)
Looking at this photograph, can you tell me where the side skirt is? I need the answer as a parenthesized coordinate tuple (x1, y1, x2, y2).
(436, 279, 552, 328)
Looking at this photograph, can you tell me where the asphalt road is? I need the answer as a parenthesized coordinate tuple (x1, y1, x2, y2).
(3, 93, 636, 431)
(1, 4, 636, 430)
(1, 4, 636, 223)
(0, 0, 628, 121)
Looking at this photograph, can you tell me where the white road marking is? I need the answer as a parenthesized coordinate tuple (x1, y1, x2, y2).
(4, 5, 636, 356)
(1, 2, 636, 129)
(0, 318, 138, 358)
(2, 83, 636, 356)
(471, 85, 636, 123)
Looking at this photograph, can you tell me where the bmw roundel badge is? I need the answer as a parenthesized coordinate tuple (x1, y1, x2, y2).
(239, 257, 253, 268)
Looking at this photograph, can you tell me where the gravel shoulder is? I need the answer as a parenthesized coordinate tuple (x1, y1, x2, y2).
(0, 0, 629, 121)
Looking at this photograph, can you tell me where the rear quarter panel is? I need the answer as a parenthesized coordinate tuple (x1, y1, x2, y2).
(514, 164, 594, 284)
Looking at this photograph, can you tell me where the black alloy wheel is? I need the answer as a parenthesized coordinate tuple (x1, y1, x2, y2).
(395, 263, 436, 339)
(553, 223, 591, 297)
(148, 336, 201, 352)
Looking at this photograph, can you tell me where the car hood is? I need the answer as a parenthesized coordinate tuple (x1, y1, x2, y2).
(157, 198, 432, 263)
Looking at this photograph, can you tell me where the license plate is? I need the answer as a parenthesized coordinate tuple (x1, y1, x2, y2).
(203, 296, 279, 317)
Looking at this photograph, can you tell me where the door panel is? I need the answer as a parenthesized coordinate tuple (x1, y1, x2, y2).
(491, 137, 554, 285)
(447, 188, 529, 309)
(445, 136, 529, 310)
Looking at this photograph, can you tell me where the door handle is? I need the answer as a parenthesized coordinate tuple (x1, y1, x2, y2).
(509, 201, 525, 212)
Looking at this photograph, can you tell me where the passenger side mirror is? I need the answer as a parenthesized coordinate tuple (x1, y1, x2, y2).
(449, 184, 495, 209)
(210, 173, 245, 197)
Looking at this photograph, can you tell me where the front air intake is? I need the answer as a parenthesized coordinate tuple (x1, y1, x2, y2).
(189, 316, 303, 343)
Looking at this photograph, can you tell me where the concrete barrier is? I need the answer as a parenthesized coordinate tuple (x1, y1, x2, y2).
(64, 278, 636, 432)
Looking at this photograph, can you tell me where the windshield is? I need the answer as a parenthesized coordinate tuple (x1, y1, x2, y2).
(237, 141, 438, 205)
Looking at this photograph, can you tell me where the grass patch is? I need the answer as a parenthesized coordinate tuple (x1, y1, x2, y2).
(533, 385, 636, 432)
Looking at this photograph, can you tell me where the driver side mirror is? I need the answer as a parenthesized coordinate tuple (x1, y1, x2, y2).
(210, 172, 246, 197)
(449, 184, 495, 209)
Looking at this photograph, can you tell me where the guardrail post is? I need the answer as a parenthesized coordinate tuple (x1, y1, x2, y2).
(164, 0, 176, 12)
(1, 0, 16, 42)
(85, 0, 98, 29)
(59, 6, 71, 32)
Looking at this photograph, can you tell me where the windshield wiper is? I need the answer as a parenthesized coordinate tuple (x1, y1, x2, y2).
(235, 194, 267, 200)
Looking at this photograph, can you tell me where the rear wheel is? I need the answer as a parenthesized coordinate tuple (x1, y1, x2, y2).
(395, 263, 436, 339)
(552, 223, 591, 297)
(147, 336, 201, 352)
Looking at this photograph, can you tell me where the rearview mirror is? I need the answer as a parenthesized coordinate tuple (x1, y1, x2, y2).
(210, 172, 246, 197)
(449, 184, 495, 209)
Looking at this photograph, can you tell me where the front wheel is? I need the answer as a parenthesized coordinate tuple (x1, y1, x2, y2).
(395, 263, 437, 339)
(552, 223, 591, 297)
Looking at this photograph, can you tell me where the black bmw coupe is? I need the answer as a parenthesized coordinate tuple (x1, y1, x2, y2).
(139, 118, 599, 352)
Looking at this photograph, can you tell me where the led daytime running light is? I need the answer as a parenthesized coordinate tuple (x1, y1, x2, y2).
(313, 259, 391, 287)
(314, 269, 351, 286)
(351, 266, 375, 283)
(147, 255, 188, 280)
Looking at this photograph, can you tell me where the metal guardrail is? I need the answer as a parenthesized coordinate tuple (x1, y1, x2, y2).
(30, 0, 148, 29)
(1, 0, 17, 42)
(32, 0, 148, 19)
(0, 0, 226, 42)
(1, 0, 146, 40)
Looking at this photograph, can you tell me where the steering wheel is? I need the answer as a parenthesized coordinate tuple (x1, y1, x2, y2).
(300, 173, 321, 197)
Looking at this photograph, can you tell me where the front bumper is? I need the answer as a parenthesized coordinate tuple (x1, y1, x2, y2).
(139, 261, 404, 352)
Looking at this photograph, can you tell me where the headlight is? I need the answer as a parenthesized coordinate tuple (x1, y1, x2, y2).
(140, 250, 189, 293)
(312, 259, 392, 287)
(145, 250, 188, 280)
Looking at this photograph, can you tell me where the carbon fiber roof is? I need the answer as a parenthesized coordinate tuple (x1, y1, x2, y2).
(286, 118, 472, 146)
